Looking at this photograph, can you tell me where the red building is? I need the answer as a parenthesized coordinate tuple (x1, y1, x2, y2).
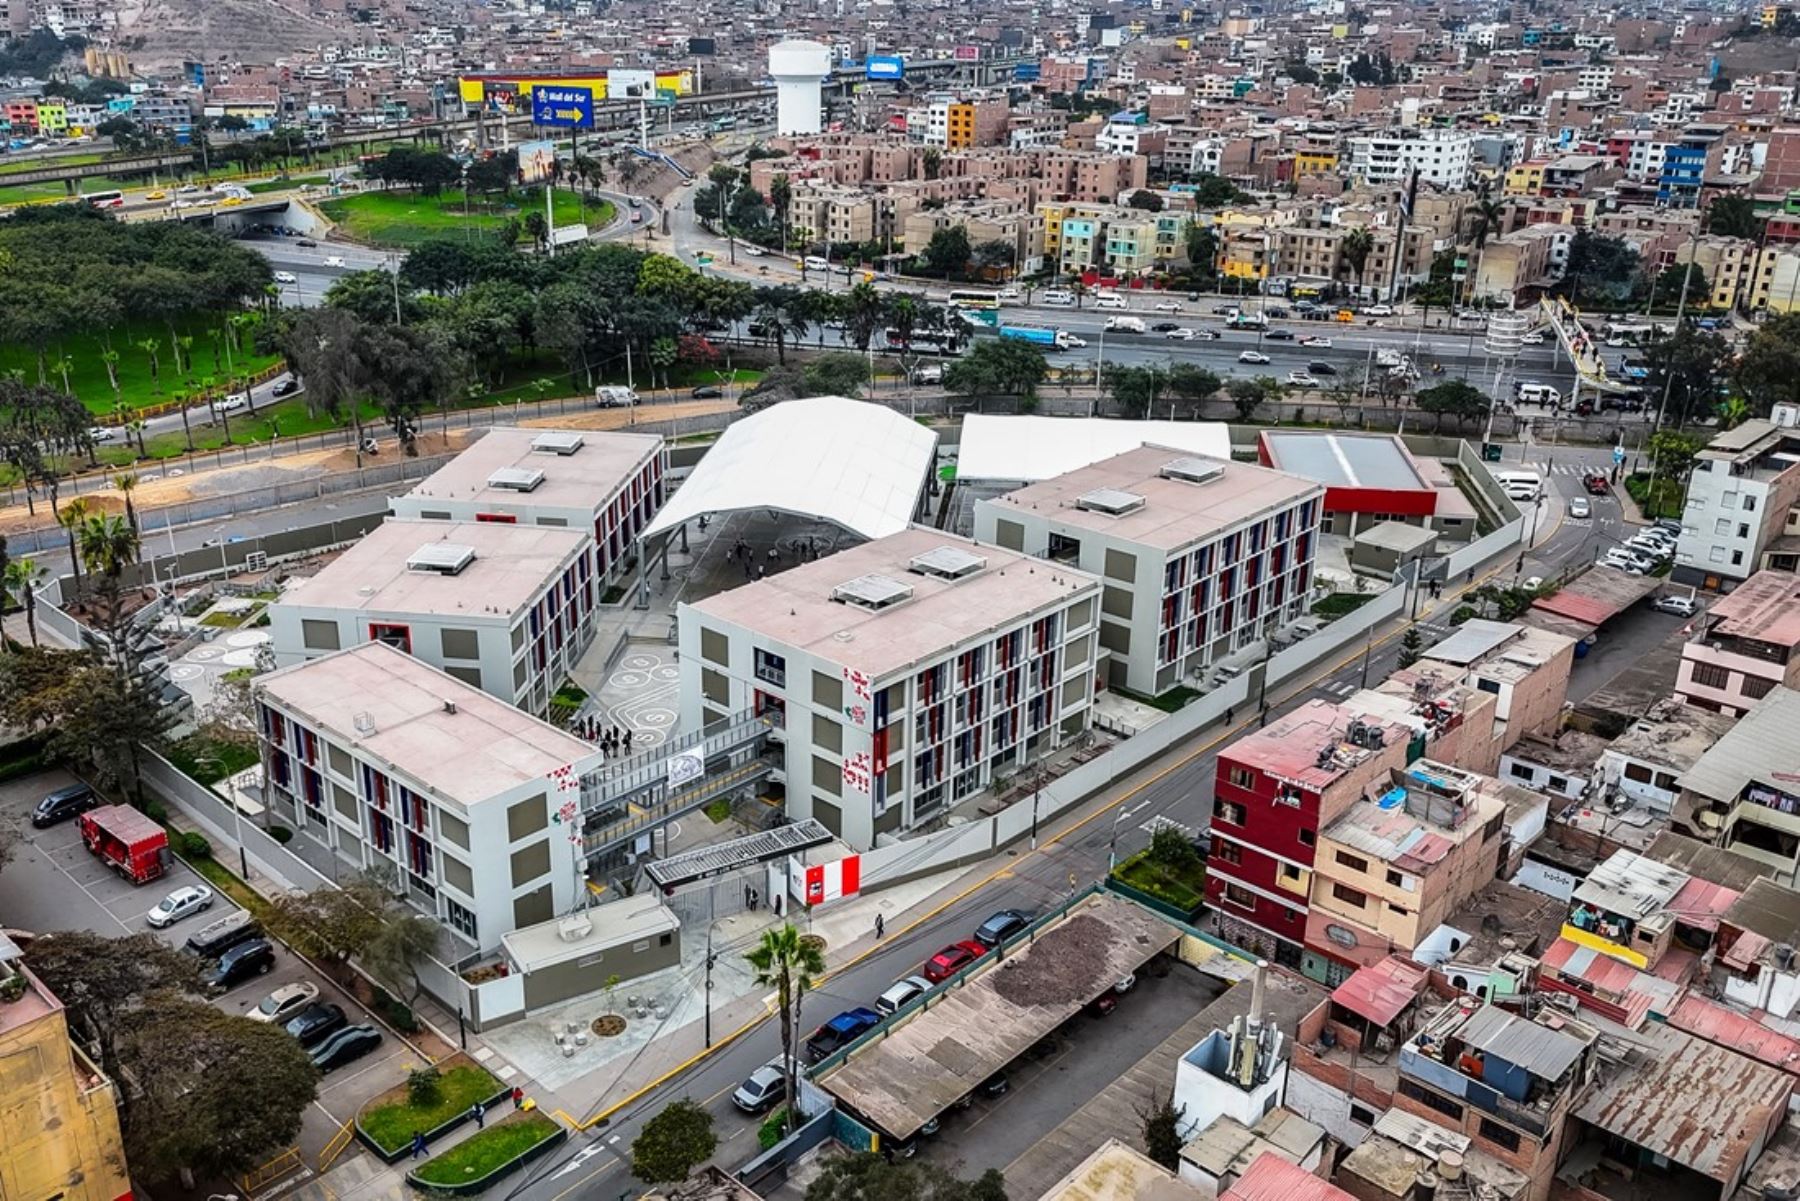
(1256, 431, 1443, 539)
(1205, 699, 1412, 968)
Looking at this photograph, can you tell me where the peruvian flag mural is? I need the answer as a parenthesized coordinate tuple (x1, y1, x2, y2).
(789, 854, 862, 907)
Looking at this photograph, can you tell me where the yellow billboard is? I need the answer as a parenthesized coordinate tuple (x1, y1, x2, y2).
(457, 71, 693, 107)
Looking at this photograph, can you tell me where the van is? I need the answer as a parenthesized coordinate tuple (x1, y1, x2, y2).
(186, 909, 261, 958)
(1516, 382, 1562, 406)
(595, 385, 638, 408)
(1041, 289, 1075, 307)
(1493, 470, 1542, 502)
(803, 255, 830, 272)
(1095, 294, 1127, 310)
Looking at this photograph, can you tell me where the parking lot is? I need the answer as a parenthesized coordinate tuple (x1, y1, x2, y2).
(0, 769, 424, 1178)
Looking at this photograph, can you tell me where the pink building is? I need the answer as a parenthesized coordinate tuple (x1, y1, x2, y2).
(1676, 569, 1800, 717)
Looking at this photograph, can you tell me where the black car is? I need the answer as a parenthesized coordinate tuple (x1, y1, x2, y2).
(311, 1024, 382, 1072)
(297, 238, 318, 247)
(285, 1001, 348, 1048)
(207, 938, 275, 992)
(1307, 361, 1338, 376)
(1150, 321, 1181, 333)
(272, 378, 301, 397)
(1264, 328, 1296, 341)
(973, 909, 1032, 948)
(692, 385, 723, 399)
(32, 783, 97, 827)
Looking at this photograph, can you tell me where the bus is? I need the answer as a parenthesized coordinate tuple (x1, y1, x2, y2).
(1492, 470, 1543, 502)
(1601, 321, 1655, 346)
(885, 327, 964, 354)
(85, 190, 125, 209)
(946, 290, 1001, 313)
(708, 116, 738, 133)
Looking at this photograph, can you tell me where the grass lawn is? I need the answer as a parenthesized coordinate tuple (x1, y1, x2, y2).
(0, 317, 283, 415)
(319, 188, 613, 249)
(198, 607, 257, 628)
(359, 1060, 504, 1154)
(165, 732, 261, 786)
(1313, 591, 1378, 619)
(1624, 472, 1685, 519)
(703, 799, 733, 823)
(412, 1112, 559, 1186)
(0, 151, 110, 176)
(85, 396, 380, 469)
(1113, 685, 1200, 714)
(1111, 848, 1207, 915)
(247, 174, 330, 194)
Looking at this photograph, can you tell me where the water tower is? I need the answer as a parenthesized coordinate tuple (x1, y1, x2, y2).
(1483, 308, 1529, 442)
(769, 40, 831, 135)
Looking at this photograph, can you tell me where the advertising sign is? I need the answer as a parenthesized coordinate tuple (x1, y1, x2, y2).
(516, 139, 557, 185)
(866, 54, 905, 79)
(610, 68, 655, 99)
(799, 855, 862, 906)
(954, 44, 981, 61)
(531, 84, 594, 128)
(667, 749, 706, 789)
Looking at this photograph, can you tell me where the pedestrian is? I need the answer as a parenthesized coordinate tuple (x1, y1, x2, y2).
(758, 564, 766, 580)
(512, 1086, 524, 1110)
(624, 730, 634, 752)
(1226, 706, 1234, 725)
(745, 883, 753, 908)
(875, 912, 885, 939)
(470, 1102, 486, 1129)
(411, 1132, 427, 1160)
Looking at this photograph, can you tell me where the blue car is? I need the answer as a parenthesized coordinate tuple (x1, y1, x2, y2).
(806, 1007, 882, 1062)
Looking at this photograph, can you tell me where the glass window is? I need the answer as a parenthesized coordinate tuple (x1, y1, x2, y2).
(1691, 662, 1731, 689)
(446, 899, 478, 941)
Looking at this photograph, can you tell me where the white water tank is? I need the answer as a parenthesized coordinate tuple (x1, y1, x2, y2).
(769, 40, 831, 135)
(1484, 309, 1527, 359)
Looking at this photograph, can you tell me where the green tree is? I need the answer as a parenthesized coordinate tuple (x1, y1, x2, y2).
(1643, 326, 1729, 426)
(943, 338, 1049, 402)
(1285, 61, 1320, 84)
(22, 931, 204, 1084)
(3, 554, 46, 647)
(264, 871, 392, 961)
(751, 285, 811, 366)
(1127, 189, 1165, 212)
(1166, 362, 1222, 413)
(1564, 229, 1639, 306)
(1717, 395, 1752, 429)
(1708, 194, 1764, 241)
(1647, 429, 1705, 483)
(1105, 364, 1167, 418)
(802, 351, 872, 398)
(1339, 226, 1375, 293)
(1184, 222, 1221, 280)
(841, 281, 887, 351)
(1732, 312, 1800, 418)
(1470, 195, 1504, 250)
(803, 1152, 1007, 1201)
(924, 225, 973, 278)
(1399, 626, 1424, 668)
(745, 924, 826, 1139)
(325, 270, 415, 325)
(1413, 379, 1490, 432)
(1140, 1094, 1186, 1171)
(631, 1099, 717, 1184)
(1228, 376, 1279, 421)
(359, 892, 444, 1011)
(1189, 173, 1243, 207)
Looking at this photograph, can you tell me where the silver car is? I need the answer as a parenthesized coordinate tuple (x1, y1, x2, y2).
(146, 884, 214, 928)
(732, 1062, 787, 1114)
(877, 975, 932, 1016)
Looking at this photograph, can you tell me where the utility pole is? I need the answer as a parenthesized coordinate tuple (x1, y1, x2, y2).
(703, 889, 717, 1047)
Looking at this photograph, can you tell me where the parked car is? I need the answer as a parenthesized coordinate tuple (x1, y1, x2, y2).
(146, 884, 214, 928)
(1653, 594, 1700, 617)
(1583, 473, 1611, 495)
(923, 940, 989, 983)
(31, 783, 97, 828)
(1569, 497, 1591, 519)
(732, 1061, 788, 1113)
(973, 909, 1031, 948)
(285, 1001, 348, 1048)
(1237, 350, 1271, 365)
(310, 1024, 382, 1072)
(876, 975, 933, 1016)
(1264, 327, 1295, 341)
(805, 1008, 882, 1062)
(206, 937, 276, 992)
(248, 982, 319, 1024)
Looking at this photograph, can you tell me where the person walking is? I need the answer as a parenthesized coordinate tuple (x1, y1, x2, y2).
(875, 912, 885, 939)
(411, 1132, 427, 1160)
(511, 1086, 524, 1110)
(470, 1102, 486, 1129)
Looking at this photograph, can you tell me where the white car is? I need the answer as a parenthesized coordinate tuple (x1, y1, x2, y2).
(1652, 595, 1700, 617)
(1522, 576, 1545, 591)
(997, 287, 1021, 301)
(88, 426, 117, 443)
(877, 974, 933, 1016)
(1520, 330, 1546, 344)
(1061, 333, 1088, 348)
(1238, 350, 1271, 364)
(146, 884, 214, 928)
(738, 244, 767, 257)
(1299, 335, 1333, 347)
(323, 255, 346, 268)
(1153, 300, 1184, 312)
(213, 393, 250, 414)
(273, 270, 298, 284)
(1167, 327, 1199, 340)
(1568, 497, 1591, 518)
(248, 981, 320, 1024)
(1286, 371, 1321, 388)
(1364, 304, 1395, 317)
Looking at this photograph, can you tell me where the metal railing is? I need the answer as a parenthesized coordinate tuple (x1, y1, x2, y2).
(579, 712, 776, 813)
(582, 756, 775, 858)
(240, 1146, 304, 1197)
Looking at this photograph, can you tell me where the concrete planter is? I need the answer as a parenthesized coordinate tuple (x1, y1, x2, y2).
(356, 1074, 515, 1166)
(403, 1121, 566, 1195)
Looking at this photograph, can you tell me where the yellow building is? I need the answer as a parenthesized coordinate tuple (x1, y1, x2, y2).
(1220, 229, 1272, 280)
(0, 960, 131, 1201)
(1762, 3, 1782, 27)
(946, 102, 975, 150)
(1294, 149, 1339, 179)
(456, 70, 693, 107)
(1503, 160, 1547, 196)
(36, 103, 67, 135)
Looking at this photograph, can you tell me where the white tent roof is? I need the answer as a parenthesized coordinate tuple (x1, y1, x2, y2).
(644, 397, 938, 542)
(955, 415, 1232, 483)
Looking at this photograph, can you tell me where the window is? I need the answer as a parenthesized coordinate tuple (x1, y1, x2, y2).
(1215, 799, 1247, 825)
(1398, 1078, 1464, 1121)
(1216, 840, 1243, 865)
(1743, 675, 1777, 700)
(1350, 1104, 1377, 1127)
(1299, 828, 1316, 847)
(1223, 882, 1257, 909)
(1386, 869, 1406, 887)
(1334, 850, 1369, 873)
(446, 898, 478, 941)
(1715, 518, 1734, 536)
(1623, 761, 1654, 784)
(754, 648, 787, 688)
(1710, 546, 1727, 563)
(1691, 662, 1731, 690)
(1332, 882, 1368, 908)
(1510, 762, 1535, 780)
(1478, 1118, 1522, 1153)
(1388, 901, 1408, 914)
(1745, 495, 1758, 512)
(1548, 775, 1569, 793)
(1228, 766, 1256, 789)
(1733, 550, 1745, 566)
(1280, 863, 1303, 883)
(1476, 677, 1501, 695)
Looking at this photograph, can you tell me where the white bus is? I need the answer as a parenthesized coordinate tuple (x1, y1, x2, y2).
(946, 289, 1001, 313)
(85, 190, 125, 209)
(1601, 321, 1655, 346)
(1492, 470, 1543, 502)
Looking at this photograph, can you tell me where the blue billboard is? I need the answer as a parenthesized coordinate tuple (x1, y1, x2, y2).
(866, 55, 905, 80)
(531, 84, 595, 128)
(1014, 61, 1041, 81)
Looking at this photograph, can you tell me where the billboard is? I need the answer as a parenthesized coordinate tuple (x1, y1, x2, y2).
(516, 139, 557, 185)
(531, 84, 594, 128)
(866, 54, 905, 79)
(609, 68, 655, 99)
(953, 44, 981, 61)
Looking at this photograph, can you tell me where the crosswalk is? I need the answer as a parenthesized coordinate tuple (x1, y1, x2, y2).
(1143, 814, 1195, 840)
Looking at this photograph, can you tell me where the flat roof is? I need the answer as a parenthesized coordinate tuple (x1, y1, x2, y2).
(1576, 1022, 1791, 1180)
(1573, 849, 1690, 919)
(1605, 702, 1737, 776)
(1038, 1138, 1204, 1201)
(502, 894, 679, 973)
(1529, 564, 1660, 629)
(1722, 877, 1800, 945)
(1258, 431, 1430, 491)
(685, 528, 1098, 680)
(1221, 698, 1411, 792)
(816, 891, 1177, 1140)
(1226, 1152, 1354, 1201)
(1356, 521, 1437, 552)
(1705, 569, 1800, 648)
(277, 520, 588, 618)
(397, 427, 662, 514)
(956, 415, 1231, 483)
(1425, 618, 1521, 666)
(643, 396, 936, 542)
(1644, 832, 1773, 893)
(982, 445, 1321, 553)
(257, 642, 598, 808)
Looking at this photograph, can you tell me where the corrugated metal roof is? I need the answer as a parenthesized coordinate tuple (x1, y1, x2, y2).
(1457, 1005, 1589, 1080)
(1723, 877, 1800, 945)
(1572, 849, 1689, 918)
(1424, 619, 1519, 665)
(1225, 1153, 1355, 1201)
(1670, 994, 1800, 1077)
(1331, 956, 1430, 1028)
(1372, 1109, 1469, 1158)
(1679, 687, 1800, 807)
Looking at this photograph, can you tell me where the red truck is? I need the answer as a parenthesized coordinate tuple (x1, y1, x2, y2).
(78, 805, 170, 884)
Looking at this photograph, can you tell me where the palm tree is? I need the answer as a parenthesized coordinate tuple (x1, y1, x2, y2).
(172, 388, 195, 452)
(1717, 395, 1751, 429)
(100, 348, 123, 405)
(136, 338, 162, 393)
(768, 174, 793, 256)
(752, 288, 811, 366)
(78, 513, 139, 586)
(746, 924, 826, 1138)
(843, 282, 886, 351)
(1471, 195, 1504, 250)
(52, 354, 75, 397)
(57, 497, 91, 594)
(1071, 279, 1089, 309)
(1340, 227, 1375, 299)
(113, 473, 140, 541)
(3, 556, 46, 647)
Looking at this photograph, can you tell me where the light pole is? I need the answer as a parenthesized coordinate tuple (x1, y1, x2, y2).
(1108, 806, 1128, 873)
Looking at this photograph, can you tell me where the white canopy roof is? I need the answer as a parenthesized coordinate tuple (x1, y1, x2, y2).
(644, 397, 938, 542)
(956, 415, 1231, 483)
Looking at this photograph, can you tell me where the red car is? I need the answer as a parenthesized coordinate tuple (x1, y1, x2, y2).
(1583, 474, 1610, 495)
(923, 940, 989, 983)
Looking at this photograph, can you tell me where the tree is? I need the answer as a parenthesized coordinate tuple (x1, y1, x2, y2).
(1127, 189, 1165, 212)
(924, 225, 972, 278)
(1564, 230, 1639, 306)
(1141, 1093, 1186, 1171)
(1647, 429, 1705, 483)
(971, 238, 1017, 276)
(1413, 379, 1490, 431)
(1189, 174, 1244, 208)
(1228, 376, 1279, 421)
(841, 281, 887, 351)
(943, 339, 1049, 403)
(802, 351, 872, 398)
(116, 993, 317, 1185)
(1709, 194, 1764, 241)
(1185, 222, 1221, 280)
(1399, 626, 1424, 668)
(326, 270, 415, 325)
(803, 1152, 1007, 1201)
(2, 555, 45, 647)
(1643, 326, 1729, 426)
(752, 286, 811, 366)
(359, 890, 444, 1011)
(631, 1099, 717, 1184)
(1470, 195, 1504, 250)
(264, 872, 391, 961)
(1285, 61, 1320, 84)
(1340, 226, 1375, 294)
(746, 924, 826, 1139)
(1717, 395, 1752, 429)
(1732, 312, 1800, 419)
(1105, 364, 1167, 418)
(1166, 363, 1222, 413)
(22, 931, 204, 1084)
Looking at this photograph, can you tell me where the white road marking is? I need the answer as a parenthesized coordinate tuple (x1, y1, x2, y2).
(550, 1144, 612, 1179)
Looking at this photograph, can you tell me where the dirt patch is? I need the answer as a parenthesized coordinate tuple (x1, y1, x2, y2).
(521, 398, 738, 432)
(989, 913, 1121, 1008)
(591, 1014, 627, 1038)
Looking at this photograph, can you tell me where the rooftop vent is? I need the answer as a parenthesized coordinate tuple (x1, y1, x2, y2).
(531, 431, 586, 455)
(1075, 487, 1147, 516)
(1160, 456, 1227, 486)
(407, 543, 477, 576)
(909, 545, 988, 580)
(830, 574, 915, 611)
(488, 467, 546, 493)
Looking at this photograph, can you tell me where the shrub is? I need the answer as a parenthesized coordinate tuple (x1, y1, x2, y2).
(1449, 605, 1476, 626)
(377, 995, 420, 1033)
(407, 1065, 443, 1109)
(269, 825, 293, 844)
(178, 831, 212, 859)
(758, 1107, 790, 1150)
(145, 800, 169, 824)
(1149, 826, 1200, 871)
